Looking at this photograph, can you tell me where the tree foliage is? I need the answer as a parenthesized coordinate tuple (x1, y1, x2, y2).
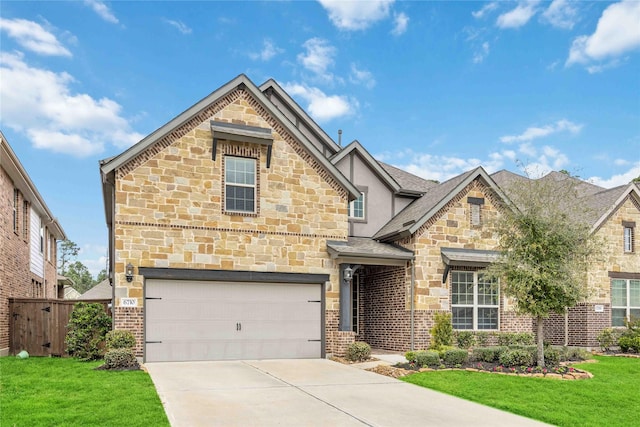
(65, 302, 112, 360)
(66, 261, 95, 294)
(486, 173, 601, 367)
(58, 240, 80, 275)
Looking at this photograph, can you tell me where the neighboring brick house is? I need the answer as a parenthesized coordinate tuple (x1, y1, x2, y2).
(0, 132, 66, 356)
(101, 75, 639, 361)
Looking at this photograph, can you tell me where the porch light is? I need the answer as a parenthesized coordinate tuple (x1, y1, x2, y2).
(125, 263, 134, 282)
(344, 265, 353, 282)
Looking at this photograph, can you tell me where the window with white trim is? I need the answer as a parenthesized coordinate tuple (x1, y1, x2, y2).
(624, 226, 634, 253)
(225, 156, 256, 213)
(611, 279, 640, 326)
(13, 188, 19, 233)
(452, 271, 499, 330)
(349, 192, 365, 219)
(23, 200, 28, 239)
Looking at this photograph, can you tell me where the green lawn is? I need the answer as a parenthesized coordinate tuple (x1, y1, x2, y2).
(0, 357, 169, 427)
(402, 355, 639, 427)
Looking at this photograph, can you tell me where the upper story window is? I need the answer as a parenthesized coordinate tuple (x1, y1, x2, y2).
(23, 200, 29, 239)
(40, 226, 44, 253)
(349, 192, 365, 220)
(623, 223, 634, 253)
(611, 278, 640, 326)
(452, 271, 499, 330)
(13, 188, 19, 233)
(225, 156, 256, 213)
(468, 197, 484, 227)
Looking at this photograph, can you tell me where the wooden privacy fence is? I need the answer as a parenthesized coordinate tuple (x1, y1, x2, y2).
(9, 298, 111, 357)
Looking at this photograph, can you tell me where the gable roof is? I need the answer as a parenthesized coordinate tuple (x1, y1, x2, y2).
(79, 279, 112, 300)
(331, 140, 402, 193)
(259, 79, 341, 155)
(1, 132, 66, 240)
(379, 162, 438, 194)
(590, 183, 640, 232)
(375, 167, 510, 241)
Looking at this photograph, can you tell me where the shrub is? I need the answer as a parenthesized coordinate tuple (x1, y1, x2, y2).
(414, 350, 440, 368)
(597, 328, 621, 352)
(405, 351, 416, 363)
(496, 332, 535, 346)
(618, 336, 640, 353)
(454, 331, 475, 349)
(471, 346, 506, 363)
(345, 341, 371, 362)
(65, 302, 112, 360)
(499, 348, 533, 367)
(553, 346, 591, 362)
(474, 332, 492, 347)
(432, 345, 455, 359)
(443, 348, 468, 366)
(103, 348, 139, 369)
(543, 347, 561, 367)
(106, 330, 136, 350)
(430, 312, 453, 348)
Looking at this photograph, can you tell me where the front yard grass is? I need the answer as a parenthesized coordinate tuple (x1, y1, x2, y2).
(402, 355, 639, 427)
(0, 357, 169, 427)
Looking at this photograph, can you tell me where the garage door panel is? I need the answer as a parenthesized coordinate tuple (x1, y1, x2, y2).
(145, 280, 322, 362)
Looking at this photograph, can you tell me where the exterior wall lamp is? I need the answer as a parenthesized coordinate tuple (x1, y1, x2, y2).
(125, 263, 134, 282)
(343, 265, 353, 282)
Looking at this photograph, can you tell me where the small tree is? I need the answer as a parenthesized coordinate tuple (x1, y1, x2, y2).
(486, 173, 601, 367)
(58, 240, 80, 275)
(430, 312, 453, 349)
(65, 261, 95, 294)
(65, 302, 112, 360)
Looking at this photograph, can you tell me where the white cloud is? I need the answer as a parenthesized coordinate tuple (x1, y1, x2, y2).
(249, 39, 283, 61)
(163, 19, 192, 34)
(349, 64, 376, 89)
(496, 1, 540, 29)
(588, 162, 640, 188)
(0, 18, 71, 57)
(472, 2, 499, 19)
(391, 12, 409, 36)
(84, 0, 119, 24)
(0, 51, 143, 157)
(614, 159, 629, 166)
(297, 38, 336, 82)
(473, 42, 490, 63)
(566, 0, 640, 68)
(318, 0, 393, 31)
(282, 83, 356, 122)
(81, 255, 108, 277)
(500, 119, 583, 143)
(542, 0, 578, 30)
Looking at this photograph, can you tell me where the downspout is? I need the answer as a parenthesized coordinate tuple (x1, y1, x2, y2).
(410, 258, 415, 351)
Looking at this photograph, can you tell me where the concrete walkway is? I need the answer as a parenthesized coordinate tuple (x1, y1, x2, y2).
(146, 359, 548, 427)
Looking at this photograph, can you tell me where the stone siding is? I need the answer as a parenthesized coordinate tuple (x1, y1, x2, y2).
(112, 88, 349, 353)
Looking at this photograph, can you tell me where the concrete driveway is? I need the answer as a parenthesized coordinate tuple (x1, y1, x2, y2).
(145, 359, 547, 427)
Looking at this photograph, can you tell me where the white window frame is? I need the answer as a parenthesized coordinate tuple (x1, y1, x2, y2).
(349, 192, 365, 220)
(624, 226, 634, 253)
(224, 156, 256, 214)
(451, 271, 500, 330)
(611, 278, 640, 327)
(13, 188, 19, 233)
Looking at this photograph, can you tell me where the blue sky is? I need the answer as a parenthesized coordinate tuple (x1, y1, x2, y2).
(1, 0, 639, 276)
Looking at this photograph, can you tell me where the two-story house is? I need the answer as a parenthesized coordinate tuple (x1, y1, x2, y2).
(0, 132, 66, 356)
(101, 75, 639, 361)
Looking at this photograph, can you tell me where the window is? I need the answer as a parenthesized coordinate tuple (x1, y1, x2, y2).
(13, 188, 19, 233)
(23, 200, 28, 239)
(611, 279, 640, 326)
(40, 226, 44, 253)
(452, 271, 499, 330)
(349, 192, 365, 219)
(225, 156, 256, 213)
(624, 226, 634, 253)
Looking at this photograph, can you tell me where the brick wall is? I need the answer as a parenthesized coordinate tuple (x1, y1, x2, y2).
(114, 306, 144, 356)
(0, 167, 32, 355)
(544, 303, 611, 347)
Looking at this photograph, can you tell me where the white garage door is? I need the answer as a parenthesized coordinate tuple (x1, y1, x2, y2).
(145, 279, 322, 362)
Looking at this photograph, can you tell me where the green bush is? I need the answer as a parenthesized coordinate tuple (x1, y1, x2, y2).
(103, 348, 139, 369)
(415, 350, 441, 368)
(499, 348, 533, 367)
(432, 345, 456, 359)
(405, 351, 416, 363)
(597, 328, 621, 352)
(618, 336, 640, 353)
(345, 341, 371, 362)
(454, 331, 475, 349)
(443, 348, 468, 366)
(553, 346, 591, 362)
(543, 347, 561, 367)
(497, 332, 535, 346)
(474, 331, 492, 347)
(430, 312, 453, 348)
(471, 346, 506, 363)
(65, 302, 112, 360)
(105, 330, 136, 350)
